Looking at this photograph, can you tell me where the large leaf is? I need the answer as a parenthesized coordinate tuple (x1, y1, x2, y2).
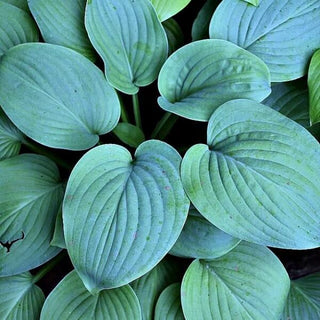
(0, 2, 38, 56)
(262, 80, 309, 128)
(170, 206, 240, 259)
(0, 272, 45, 320)
(149, 0, 191, 22)
(40, 270, 142, 320)
(0, 109, 25, 160)
(181, 99, 320, 249)
(281, 272, 320, 320)
(157, 39, 271, 121)
(28, 0, 95, 61)
(308, 49, 320, 125)
(85, 0, 168, 94)
(0, 43, 120, 150)
(181, 242, 290, 320)
(154, 283, 184, 320)
(0, 154, 64, 276)
(209, 0, 320, 82)
(63, 140, 189, 293)
(131, 256, 183, 320)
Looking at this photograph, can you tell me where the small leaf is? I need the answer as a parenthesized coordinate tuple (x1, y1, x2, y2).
(308, 49, 320, 125)
(242, 0, 258, 6)
(113, 122, 145, 148)
(28, 0, 95, 60)
(209, 0, 320, 81)
(0, 154, 64, 276)
(0, 272, 45, 320)
(281, 273, 320, 320)
(181, 242, 290, 320)
(154, 283, 184, 320)
(181, 99, 320, 249)
(40, 270, 142, 320)
(0, 109, 25, 160)
(170, 207, 240, 259)
(131, 256, 184, 320)
(0, 43, 120, 150)
(158, 39, 271, 121)
(0, 2, 38, 56)
(85, 0, 168, 94)
(162, 19, 184, 55)
(63, 140, 189, 292)
(149, 0, 191, 21)
(50, 206, 66, 249)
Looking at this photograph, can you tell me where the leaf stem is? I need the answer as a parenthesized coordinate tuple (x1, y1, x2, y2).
(151, 112, 178, 140)
(117, 92, 130, 123)
(132, 93, 142, 130)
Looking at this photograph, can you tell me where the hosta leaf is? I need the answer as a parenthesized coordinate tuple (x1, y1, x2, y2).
(28, 0, 95, 61)
(242, 0, 258, 6)
(170, 207, 240, 259)
(181, 99, 320, 249)
(0, 272, 44, 320)
(0, 43, 120, 150)
(63, 140, 189, 292)
(308, 49, 320, 125)
(50, 206, 66, 249)
(209, 0, 320, 82)
(2, 0, 29, 11)
(113, 122, 145, 148)
(154, 283, 184, 320)
(181, 242, 290, 320)
(281, 273, 320, 320)
(85, 0, 168, 94)
(0, 109, 25, 160)
(162, 19, 184, 55)
(158, 39, 271, 121)
(0, 154, 64, 276)
(149, 0, 191, 21)
(40, 270, 141, 320)
(0, 2, 38, 56)
(131, 256, 183, 320)
(263, 80, 309, 128)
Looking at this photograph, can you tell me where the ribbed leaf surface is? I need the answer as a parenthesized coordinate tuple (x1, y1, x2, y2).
(308, 49, 320, 125)
(149, 0, 191, 21)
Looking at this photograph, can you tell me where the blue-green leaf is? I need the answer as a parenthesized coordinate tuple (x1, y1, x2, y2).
(181, 99, 320, 249)
(85, 0, 168, 94)
(308, 49, 320, 126)
(158, 39, 271, 121)
(1, 0, 29, 11)
(149, 0, 191, 21)
(209, 0, 320, 81)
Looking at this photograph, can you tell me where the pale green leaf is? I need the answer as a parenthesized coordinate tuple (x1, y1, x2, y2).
(158, 39, 271, 121)
(0, 272, 44, 320)
(0, 2, 38, 56)
(113, 122, 145, 148)
(1, 0, 29, 11)
(170, 207, 240, 259)
(149, 0, 191, 21)
(0, 154, 64, 276)
(308, 49, 320, 125)
(209, 0, 320, 82)
(281, 273, 320, 320)
(181, 99, 320, 249)
(85, 0, 168, 94)
(181, 242, 290, 320)
(40, 270, 142, 320)
(154, 283, 184, 320)
(0, 108, 25, 160)
(162, 19, 184, 55)
(0, 43, 120, 150)
(63, 140, 189, 292)
(131, 256, 183, 320)
(242, 0, 258, 6)
(28, 0, 95, 60)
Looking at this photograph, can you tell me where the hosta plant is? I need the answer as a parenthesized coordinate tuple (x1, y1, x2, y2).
(1, 0, 320, 319)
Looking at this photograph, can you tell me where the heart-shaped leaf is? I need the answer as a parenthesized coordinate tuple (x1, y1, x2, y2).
(281, 272, 320, 320)
(0, 109, 25, 160)
(0, 43, 120, 150)
(0, 154, 64, 276)
(154, 283, 184, 320)
(63, 140, 189, 293)
(308, 49, 320, 125)
(149, 0, 191, 21)
(0, 2, 38, 56)
(181, 242, 290, 320)
(181, 99, 320, 249)
(0, 272, 45, 320)
(85, 0, 168, 94)
(209, 0, 320, 82)
(40, 270, 142, 320)
(158, 39, 271, 121)
(170, 206, 240, 259)
(28, 0, 95, 60)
